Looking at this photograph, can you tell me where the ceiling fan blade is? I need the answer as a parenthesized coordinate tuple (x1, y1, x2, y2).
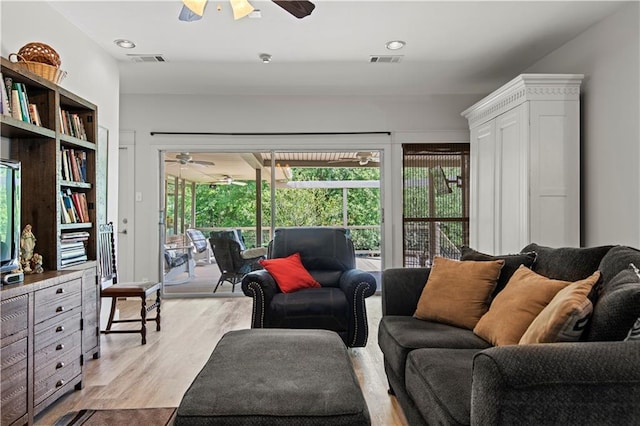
(231, 181, 247, 186)
(164, 159, 180, 163)
(328, 158, 356, 164)
(272, 0, 315, 19)
(192, 160, 215, 166)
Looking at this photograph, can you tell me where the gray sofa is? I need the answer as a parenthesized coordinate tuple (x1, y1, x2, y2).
(378, 244, 640, 425)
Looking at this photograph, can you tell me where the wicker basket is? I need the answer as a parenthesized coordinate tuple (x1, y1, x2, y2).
(9, 53, 67, 84)
(17, 42, 61, 67)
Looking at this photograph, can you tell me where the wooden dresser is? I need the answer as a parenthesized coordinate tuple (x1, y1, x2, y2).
(1, 266, 99, 426)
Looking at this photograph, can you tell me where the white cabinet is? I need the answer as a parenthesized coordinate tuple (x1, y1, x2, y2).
(462, 74, 583, 254)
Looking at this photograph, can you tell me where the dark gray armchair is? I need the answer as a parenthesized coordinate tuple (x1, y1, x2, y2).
(241, 227, 377, 347)
(209, 230, 265, 293)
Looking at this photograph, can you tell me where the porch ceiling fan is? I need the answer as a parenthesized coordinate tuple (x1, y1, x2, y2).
(213, 175, 247, 186)
(165, 152, 215, 167)
(180, 0, 315, 21)
(329, 152, 380, 166)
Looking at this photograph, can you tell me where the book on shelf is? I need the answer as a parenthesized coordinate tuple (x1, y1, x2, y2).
(61, 247, 87, 259)
(61, 231, 90, 239)
(58, 108, 88, 140)
(60, 195, 72, 224)
(0, 72, 10, 116)
(60, 241, 86, 250)
(60, 254, 88, 266)
(2, 75, 11, 116)
(14, 82, 30, 123)
(28, 104, 41, 126)
(10, 87, 21, 120)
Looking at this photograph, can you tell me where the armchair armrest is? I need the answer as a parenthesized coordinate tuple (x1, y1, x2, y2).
(339, 269, 377, 347)
(241, 270, 280, 328)
(381, 267, 430, 316)
(471, 341, 640, 425)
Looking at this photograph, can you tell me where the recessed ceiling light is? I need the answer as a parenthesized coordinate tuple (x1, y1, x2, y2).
(385, 40, 406, 50)
(259, 53, 272, 64)
(114, 39, 136, 49)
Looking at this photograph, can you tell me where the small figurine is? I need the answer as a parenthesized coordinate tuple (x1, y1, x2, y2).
(32, 253, 44, 274)
(20, 224, 36, 273)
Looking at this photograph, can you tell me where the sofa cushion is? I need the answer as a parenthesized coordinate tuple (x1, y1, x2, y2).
(474, 266, 600, 346)
(460, 246, 537, 296)
(414, 256, 504, 329)
(521, 243, 612, 282)
(405, 348, 478, 426)
(519, 272, 599, 344)
(378, 316, 490, 385)
(585, 264, 640, 341)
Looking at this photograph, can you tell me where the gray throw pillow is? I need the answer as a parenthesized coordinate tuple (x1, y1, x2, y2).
(586, 263, 640, 341)
(521, 243, 613, 282)
(460, 246, 536, 296)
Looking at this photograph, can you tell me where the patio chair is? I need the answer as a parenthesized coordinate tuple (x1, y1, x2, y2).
(209, 230, 266, 293)
(164, 244, 196, 285)
(186, 228, 213, 264)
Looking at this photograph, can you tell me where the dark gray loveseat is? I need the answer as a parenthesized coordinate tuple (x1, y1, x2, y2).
(378, 244, 640, 425)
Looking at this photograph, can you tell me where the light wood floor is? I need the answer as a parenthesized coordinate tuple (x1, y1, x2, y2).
(35, 295, 408, 426)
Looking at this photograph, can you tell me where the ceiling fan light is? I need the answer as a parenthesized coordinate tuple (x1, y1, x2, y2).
(230, 0, 254, 20)
(359, 159, 369, 166)
(183, 0, 207, 16)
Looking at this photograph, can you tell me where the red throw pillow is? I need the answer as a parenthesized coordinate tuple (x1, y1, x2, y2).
(259, 252, 321, 293)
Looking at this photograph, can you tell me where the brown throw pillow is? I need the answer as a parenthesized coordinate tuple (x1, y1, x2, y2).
(520, 271, 600, 344)
(414, 256, 504, 330)
(474, 266, 600, 346)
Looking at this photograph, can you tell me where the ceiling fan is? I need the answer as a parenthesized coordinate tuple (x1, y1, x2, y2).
(180, 0, 315, 22)
(165, 152, 215, 167)
(329, 152, 380, 166)
(212, 175, 247, 186)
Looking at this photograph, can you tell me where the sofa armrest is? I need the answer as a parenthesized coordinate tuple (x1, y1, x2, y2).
(339, 269, 377, 298)
(381, 267, 430, 316)
(471, 341, 640, 425)
(241, 270, 280, 328)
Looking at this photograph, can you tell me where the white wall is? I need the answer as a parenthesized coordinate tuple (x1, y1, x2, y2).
(525, 2, 640, 247)
(1, 1, 121, 224)
(120, 93, 474, 280)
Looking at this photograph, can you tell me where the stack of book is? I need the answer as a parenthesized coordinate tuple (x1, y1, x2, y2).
(60, 231, 89, 266)
(60, 148, 87, 182)
(60, 189, 90, 224)
(58, 108, 87, 140)
(1, 73, 42, 125)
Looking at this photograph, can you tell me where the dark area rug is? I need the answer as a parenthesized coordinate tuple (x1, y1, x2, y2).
(54, 407, 176, 426)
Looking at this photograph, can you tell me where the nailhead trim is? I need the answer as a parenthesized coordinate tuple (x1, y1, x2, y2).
(350, 281, 371, 347)
(247, 281, 265, 328)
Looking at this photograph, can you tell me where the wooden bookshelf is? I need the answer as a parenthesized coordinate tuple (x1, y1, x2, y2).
(1, 56, 97, 271)
(1, 56, 101, 425)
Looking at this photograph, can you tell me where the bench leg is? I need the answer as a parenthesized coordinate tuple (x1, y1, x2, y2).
(104, 296, 117, 332)
(140, 296, 147, 345)
(155, 289, 161, 332)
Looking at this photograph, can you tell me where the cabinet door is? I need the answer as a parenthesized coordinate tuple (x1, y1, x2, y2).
(470, 120, 496, 253)
(529, 100, 580, 247)
(494, 103, 529, 254)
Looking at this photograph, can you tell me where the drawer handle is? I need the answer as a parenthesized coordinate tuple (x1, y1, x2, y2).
(56, 361, 65, 369)
(56, 379, 65, 388)
(56, 326, 65, 332)
(56, 288, 65, 294)
(56, 306, 65, 313)
(56, 344, 65, 351)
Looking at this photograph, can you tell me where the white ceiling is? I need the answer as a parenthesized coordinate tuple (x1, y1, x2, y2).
(48, 0, 626, 96)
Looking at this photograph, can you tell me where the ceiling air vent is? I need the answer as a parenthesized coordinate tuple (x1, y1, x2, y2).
(369, 55, 403, 63)
(126, 54, 167, 63)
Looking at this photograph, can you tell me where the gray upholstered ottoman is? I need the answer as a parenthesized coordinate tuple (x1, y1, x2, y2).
(175, 329, 370, 425)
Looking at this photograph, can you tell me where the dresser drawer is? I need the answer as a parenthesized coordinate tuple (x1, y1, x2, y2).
(34, 346, 82, 406)
(35, 311, 81, 351)
(1, 354, 27, 426)
(1, 294, 28, 342)
(1, 337, 27, 371)
(34, 280, 81, 324)
(35, 327, 82, 367)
